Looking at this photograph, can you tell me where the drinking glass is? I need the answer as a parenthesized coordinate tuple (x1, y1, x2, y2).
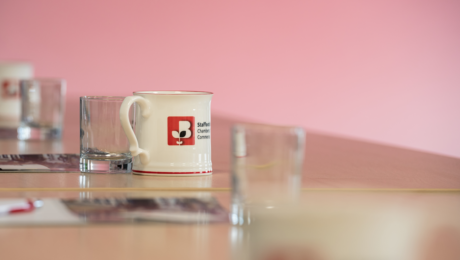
(0, 62, 34, 138)
(232, 193, 425, 260)
(18, 78, 66, 140)
(231, 123, 305, 226)
(80, 96, 133, 173)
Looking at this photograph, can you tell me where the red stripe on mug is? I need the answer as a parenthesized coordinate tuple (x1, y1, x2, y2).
(132, 170, 212, 174)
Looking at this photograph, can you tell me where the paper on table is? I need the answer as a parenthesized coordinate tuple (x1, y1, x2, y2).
(0, 154, 80, 172)
(0, 197, 228, 226)
(0, 199, 82, 225)
(62, 197, 229, 224)
(0, 164, 50, 170)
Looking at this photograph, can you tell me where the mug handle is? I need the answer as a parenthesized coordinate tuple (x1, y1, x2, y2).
(120, 96, 151, 165)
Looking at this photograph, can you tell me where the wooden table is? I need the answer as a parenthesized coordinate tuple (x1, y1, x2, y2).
(0, 115, 459, 260)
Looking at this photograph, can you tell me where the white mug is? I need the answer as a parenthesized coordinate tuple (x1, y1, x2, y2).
(120, 91, 213, 176)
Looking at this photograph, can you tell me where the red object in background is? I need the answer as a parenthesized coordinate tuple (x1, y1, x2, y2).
(167, 116, 195, 146)
(0, 199, 36, 215)
(1, 79, 19, 99)
(9, 200, 34, 214)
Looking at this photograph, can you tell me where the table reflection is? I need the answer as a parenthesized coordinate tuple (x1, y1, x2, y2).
(230, 191, 460, 260)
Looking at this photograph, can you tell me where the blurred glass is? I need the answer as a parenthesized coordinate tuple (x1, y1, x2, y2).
(0, 62, 33, 138)
(80, 96, 133, 174)
(231, 191, 448, 260)
(231, 123, 305, 226)
(18, 78, 65, 140)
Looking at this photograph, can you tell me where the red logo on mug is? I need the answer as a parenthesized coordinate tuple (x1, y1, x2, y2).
(168, 116, 195, 146)
(2, 79, 19, 99)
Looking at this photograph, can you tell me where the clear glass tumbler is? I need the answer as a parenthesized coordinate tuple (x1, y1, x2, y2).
(80, 96, 133, 173)
(0, 62, 34, 138)
(231, 123, 306, 226)
(18, 78, 66, 140)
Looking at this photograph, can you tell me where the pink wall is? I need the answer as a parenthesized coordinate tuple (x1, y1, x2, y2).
(1, 0, 459, 157)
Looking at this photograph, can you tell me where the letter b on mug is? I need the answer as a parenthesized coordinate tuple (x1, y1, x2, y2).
(169, 117, 195, 146)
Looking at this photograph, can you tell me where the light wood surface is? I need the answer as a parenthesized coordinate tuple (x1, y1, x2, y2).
(0, 224, 231, 260)
(0, 191, 458, 260)
(0, 114, 459, 260)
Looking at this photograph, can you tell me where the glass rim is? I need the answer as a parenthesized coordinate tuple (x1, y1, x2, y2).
(80, 96, 126, 101)
(134, 90, 213, 95)
(0, 61, 32, 66)
(233, 122, 305, 130)
(20, 78, 65, 83)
